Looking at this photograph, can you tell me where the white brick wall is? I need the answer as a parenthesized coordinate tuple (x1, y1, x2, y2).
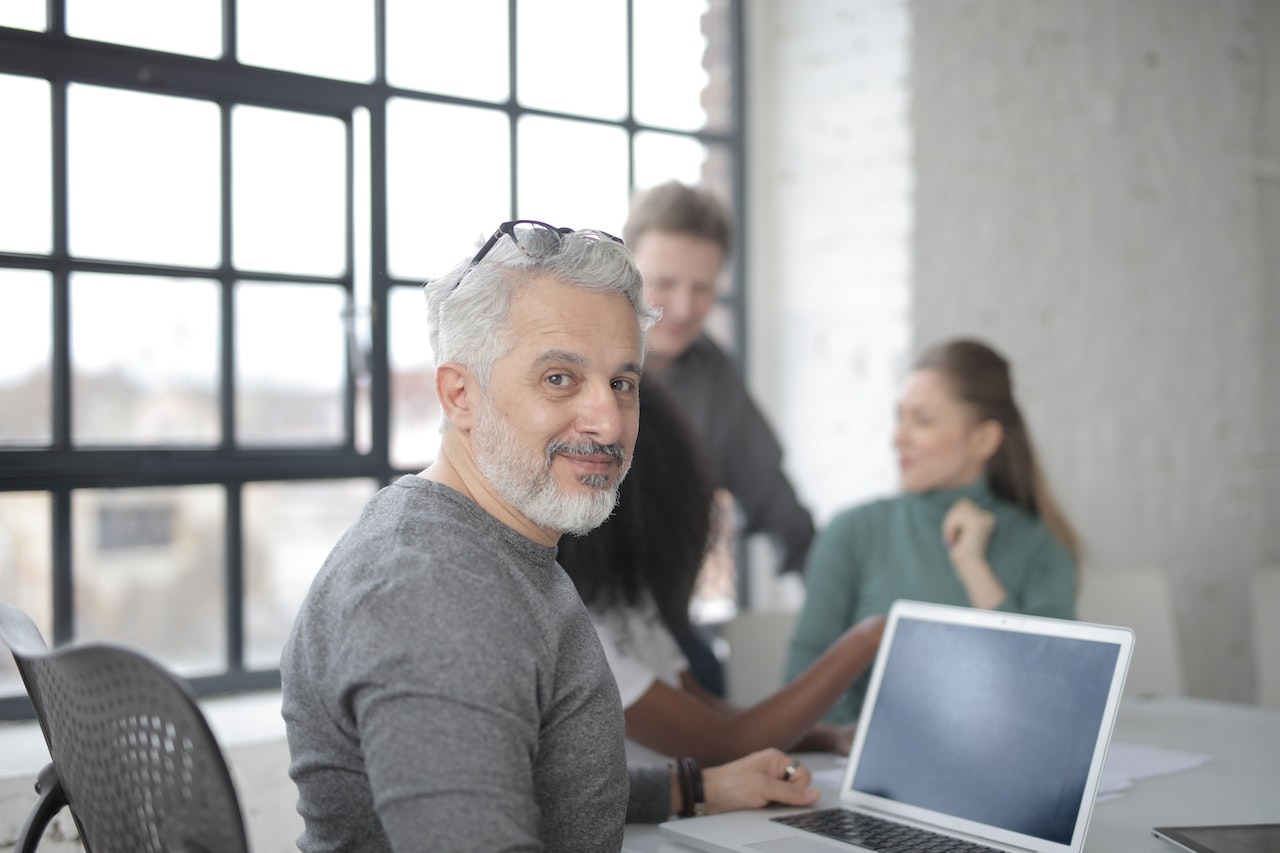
(911, 0, 1272, 703)
(747, 0, 1278, 702)
(745, 0, 913, 525)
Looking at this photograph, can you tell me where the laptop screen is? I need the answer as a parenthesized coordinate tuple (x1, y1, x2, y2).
(850, 615, 1121, 845)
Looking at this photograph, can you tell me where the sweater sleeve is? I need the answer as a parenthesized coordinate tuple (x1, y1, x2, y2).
(995, 526, 1078, 620)
(349, 574, 548, 852)
(717, 386, 815, 575)
(626, 765, 673, 824)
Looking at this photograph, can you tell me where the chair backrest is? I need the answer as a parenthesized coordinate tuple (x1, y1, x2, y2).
(0, 601, 250, 853)
(1250, 571, 1280, 709)
(1075, 568, 1185, 698)
(722, 609, 799, 708)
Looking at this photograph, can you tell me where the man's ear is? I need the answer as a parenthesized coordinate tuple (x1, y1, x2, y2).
(973, 419, 1004, 464)
(436, 362, 478, 431)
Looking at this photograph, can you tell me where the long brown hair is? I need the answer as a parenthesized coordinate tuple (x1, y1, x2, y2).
(914, 338, 1082, 561)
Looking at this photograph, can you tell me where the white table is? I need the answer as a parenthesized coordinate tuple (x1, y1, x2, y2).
(622, 696, 1280, 852)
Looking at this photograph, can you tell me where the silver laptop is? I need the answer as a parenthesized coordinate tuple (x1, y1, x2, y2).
(661, 599, 1134, 853)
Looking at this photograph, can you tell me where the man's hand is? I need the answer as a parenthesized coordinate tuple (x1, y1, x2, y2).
(701, 748, 821, 815)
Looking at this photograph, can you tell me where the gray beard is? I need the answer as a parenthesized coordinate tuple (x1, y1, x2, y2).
(471, 397, 628, 536)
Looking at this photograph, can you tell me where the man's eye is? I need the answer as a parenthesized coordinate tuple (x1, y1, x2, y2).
(547, 373, 572, 387)
(612, 378, 636, 393)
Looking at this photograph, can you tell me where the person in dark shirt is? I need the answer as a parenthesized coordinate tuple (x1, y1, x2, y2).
(625, 182, 817, 694)
(624, 182, 815, 576)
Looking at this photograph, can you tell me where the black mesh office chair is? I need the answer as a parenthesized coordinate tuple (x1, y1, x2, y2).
(0, 601, 251, 853)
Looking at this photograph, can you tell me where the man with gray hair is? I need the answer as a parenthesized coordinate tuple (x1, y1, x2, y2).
(281, 221, 656, 851)
(280, 220, 819, 851)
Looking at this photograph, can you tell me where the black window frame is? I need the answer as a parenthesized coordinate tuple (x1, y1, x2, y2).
(0, 0, 746, 720)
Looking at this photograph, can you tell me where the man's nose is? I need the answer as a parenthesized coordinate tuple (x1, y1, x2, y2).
(575, 382, 626, 443)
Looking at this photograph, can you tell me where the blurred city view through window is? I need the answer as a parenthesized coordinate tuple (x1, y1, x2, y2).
(0, 0, 739, 705)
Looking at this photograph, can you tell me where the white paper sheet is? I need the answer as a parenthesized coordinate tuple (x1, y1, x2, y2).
(1097, 741, 1212, 801)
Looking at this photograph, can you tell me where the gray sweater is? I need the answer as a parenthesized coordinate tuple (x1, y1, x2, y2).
(281, 476, 632, 851)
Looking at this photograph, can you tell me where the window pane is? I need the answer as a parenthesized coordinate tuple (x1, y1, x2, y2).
(232, 106, 348, 277)
(0, 270, 51, 446)
(517, 0, 626, 120)
(238, 0, 375, 83)
(634, 131, 711, 190)
(352, 108, 373, 455)
(691, 488, 738, 623)
(633, 0, 711, 131)
(243, 479, 376, 670)
(73, 485, 226, 677)
(386, 0, 508, 101)
(518, 116, 629, 233)
(0, 75, 51, 254)
(0, 0, 45, 31)
(389, 285, 441, 470)
(71, 273, 220, 446)
(387, 99, 510, 280)
(67, 0, 222, 59)
(0, 492, 52, 697)
(236, 283, 347, 445)
(68, 85, 220, 267)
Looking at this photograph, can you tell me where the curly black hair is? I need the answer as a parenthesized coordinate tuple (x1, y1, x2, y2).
(557, 377, 716, 637)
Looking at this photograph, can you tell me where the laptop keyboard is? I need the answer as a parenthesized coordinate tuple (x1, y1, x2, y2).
(770, 808, 1002, 852)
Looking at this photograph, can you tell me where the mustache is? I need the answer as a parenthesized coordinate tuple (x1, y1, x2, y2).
(545, 439, 627, 466)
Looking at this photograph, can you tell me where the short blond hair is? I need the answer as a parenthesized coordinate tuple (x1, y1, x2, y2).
(623, 181, 732, 257)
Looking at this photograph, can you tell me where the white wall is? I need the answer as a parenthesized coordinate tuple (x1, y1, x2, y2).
(1262, 0, 1280, 574)
(745, 0, 1279, 703)
(744, 0, 913, 525)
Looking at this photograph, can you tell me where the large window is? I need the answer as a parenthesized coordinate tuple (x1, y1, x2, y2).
(0, 0, 743, 718)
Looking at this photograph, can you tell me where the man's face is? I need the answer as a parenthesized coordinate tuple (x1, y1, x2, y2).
(631, 231, 724, 363)
(472, 276, 643, 536)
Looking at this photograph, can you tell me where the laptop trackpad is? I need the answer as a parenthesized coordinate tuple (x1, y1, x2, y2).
(748, 838, 860, 852)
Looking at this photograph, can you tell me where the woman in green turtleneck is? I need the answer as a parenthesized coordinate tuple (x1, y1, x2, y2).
(784, 338, 1081, 724)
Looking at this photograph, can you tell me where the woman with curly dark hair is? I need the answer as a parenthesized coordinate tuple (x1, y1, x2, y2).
(558, 379, 884, 767)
